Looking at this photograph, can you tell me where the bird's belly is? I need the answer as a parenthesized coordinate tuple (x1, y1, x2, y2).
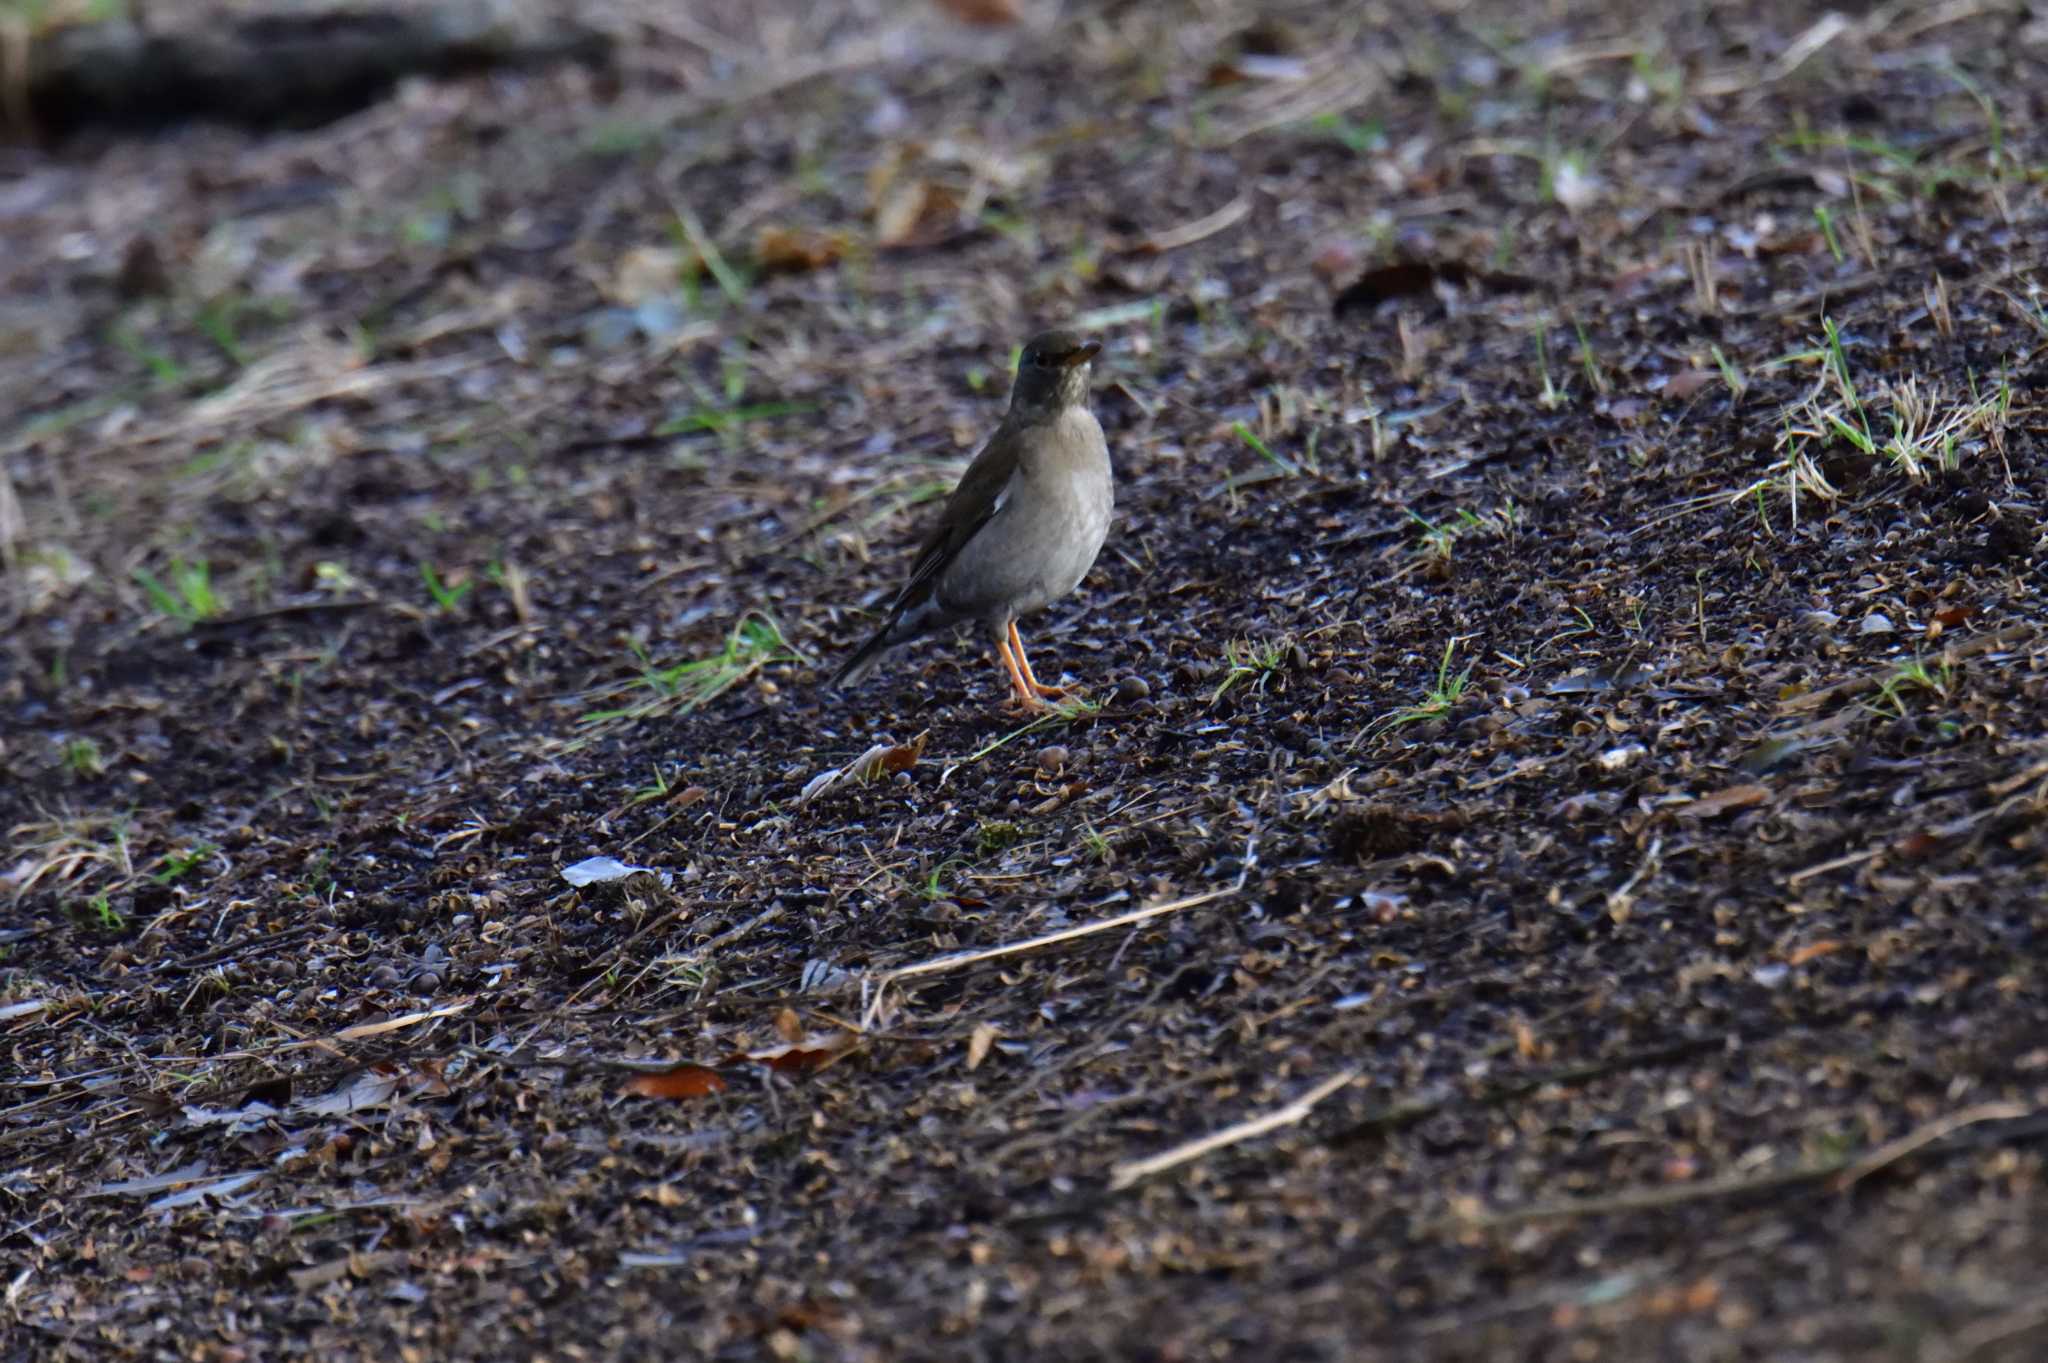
(939, 467, 1111, 621)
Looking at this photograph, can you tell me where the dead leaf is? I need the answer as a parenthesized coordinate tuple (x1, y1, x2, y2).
(1787, 940, 1843, 966)
(932, 0, 1018, 24)
(1758, 230, 1826, 258)
(609, 245, 694, 305)
(738, 1031, 861, 1075)
(873, 178, 962, 249)
(1205, 54, 1311, 86)
(624, 1065, 728, 1100)
(753, 225, 845, 276)
(966, 1022, 997, 1072)
(773, 1007, 805, 1044)
(852, 731, 927, 780)
(1663, 368, 1720, 401)
(1681, 783, 1771, 819)
(1931, 604, 1974, 630)
(798, 733, 927, 804)
(1310, 238, 1361, 287)
(1332, 260, 1539, 315)
(1893, 830, 1942, 860)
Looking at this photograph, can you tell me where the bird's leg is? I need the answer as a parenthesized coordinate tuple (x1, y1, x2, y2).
(994, 625, 1051, 714)
(1006, 620, 1068, 700)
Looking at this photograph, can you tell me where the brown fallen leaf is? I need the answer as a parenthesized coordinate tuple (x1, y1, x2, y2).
(966, 1022, 998, 1072)
(753, 225, 845, 276)
(933, 0, 1018, 25)
(1310, 237, 1362, 287)
(609, 245, 695, 305)
(1681, 783, 1771, 819)
(852, 731, 928, 780)
(799, 732, 928, 804)
(1332, 259, 1539, 315)
(1787, 939, 1843, 966)
(1931, 603, 1974, 630)
(1662, 368, 1720, 401)
(873, 178, 963, 249)
(625, 1064, 728, 1100)
(1893, 830, 1943, 860)
(738, 1031, 861, 1074)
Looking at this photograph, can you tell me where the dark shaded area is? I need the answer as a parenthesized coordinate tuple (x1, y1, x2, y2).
(9, 4, 611, 139)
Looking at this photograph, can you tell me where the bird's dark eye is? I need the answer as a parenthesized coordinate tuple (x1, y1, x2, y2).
(1030, 352, 1050, 369)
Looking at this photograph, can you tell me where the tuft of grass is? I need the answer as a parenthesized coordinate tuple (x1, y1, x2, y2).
(1573, 319, 1609, 395)
(1872, 655, 1955, 719)
(1212, 637, 1291, 704)
(149, 843, 216, 887)
(1813, 204, 1845, 264)
(1308, 112, 1386, 154)
(656, 400, 812, 439)
(975, 820, 1024, 856)
(73, 891, 125, 933)
(919, 856, 968, 902)
(1725, 319, 2011, 529)
(1370, 638, 1473, 737)
(133, 559, 223, 627)
(419, 562, 473, 613)
(1233, 421, 1304, 478)
(5, 811, 135, 905)
(62, 738, 105, 779)
(110, 324, 186, 390)
(953, 696, 1101, 771)
(1710, 344, 1747, 399)
(571, 612, 804, 739)
(1406, 502, 1520, 567)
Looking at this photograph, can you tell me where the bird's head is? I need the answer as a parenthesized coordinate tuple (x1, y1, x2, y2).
(1009, 329, 1101, 417)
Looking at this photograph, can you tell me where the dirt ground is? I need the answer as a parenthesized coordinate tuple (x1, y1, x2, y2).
(5, 0, 2048, 1358)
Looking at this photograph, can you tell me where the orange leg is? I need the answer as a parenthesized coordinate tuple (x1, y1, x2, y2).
(994, 626, 1050, 713)
(1007, 620, 1068, 700)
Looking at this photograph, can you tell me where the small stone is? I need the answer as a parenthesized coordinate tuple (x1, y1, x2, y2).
(1114, 675, 1151, 702)
(412, 971, 443, 993)
(1037, 746, 1070, 773)
(369, 964, 402, 988)
(1859, 612, 1895, 635)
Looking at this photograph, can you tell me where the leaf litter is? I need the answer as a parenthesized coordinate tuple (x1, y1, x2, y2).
(4, 1, 2048, 1359)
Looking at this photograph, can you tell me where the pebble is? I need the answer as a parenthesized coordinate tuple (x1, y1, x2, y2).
(1037, 746, 1069, 773)
(1114, 675, 1151, 702)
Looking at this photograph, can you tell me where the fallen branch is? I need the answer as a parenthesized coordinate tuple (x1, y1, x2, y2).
(1109, 1067, 1360, 1191)
(861, 840, 1254, 1028)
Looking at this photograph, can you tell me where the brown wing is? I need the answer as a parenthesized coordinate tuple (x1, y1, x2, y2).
(889, 424, 1020, 612)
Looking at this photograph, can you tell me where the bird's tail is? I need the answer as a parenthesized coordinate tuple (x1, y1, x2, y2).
(828, 619, 899, 690)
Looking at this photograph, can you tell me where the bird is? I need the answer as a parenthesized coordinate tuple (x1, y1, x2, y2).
(830, 329, 1112, 712)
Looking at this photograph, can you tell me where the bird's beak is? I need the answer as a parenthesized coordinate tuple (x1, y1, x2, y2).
(1061, 340, 1102, 368)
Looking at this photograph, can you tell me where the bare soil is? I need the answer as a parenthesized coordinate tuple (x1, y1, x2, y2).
(5, 1, 2048, 1359)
